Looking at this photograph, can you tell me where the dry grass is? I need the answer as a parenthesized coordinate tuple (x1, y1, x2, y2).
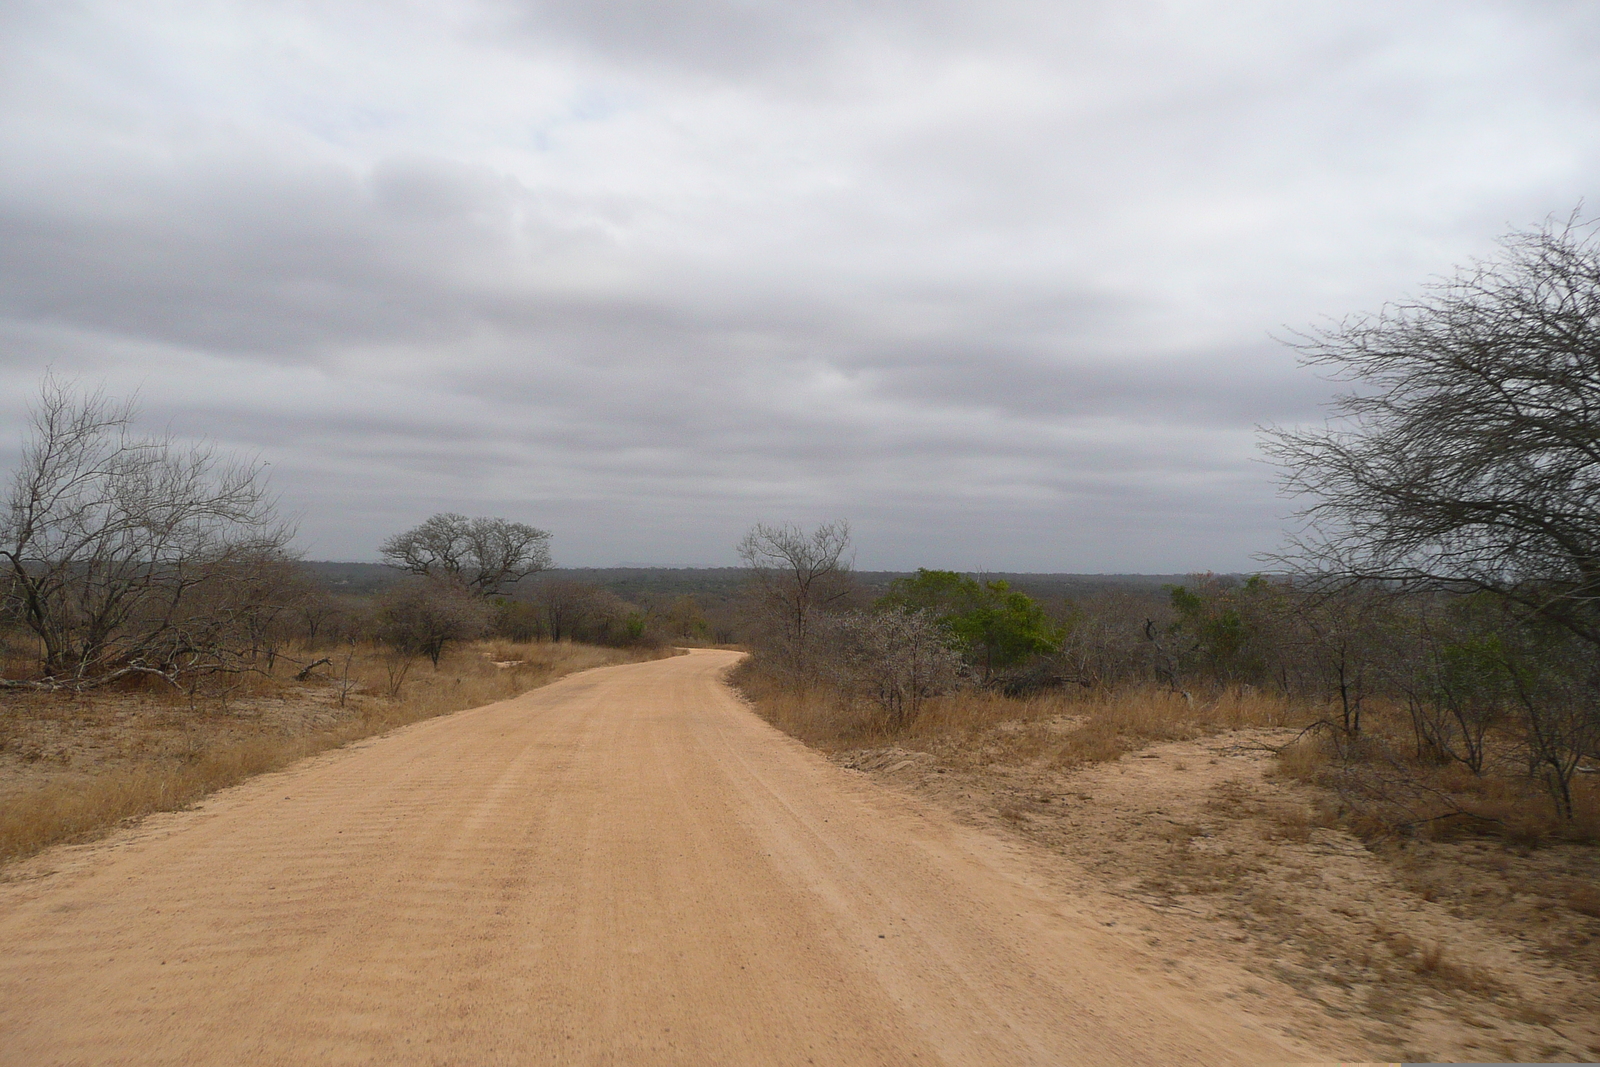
(0, 640, 672, 868)
(1570, 881, 1600, 918)
(737, 658, 1598, 853)
(338, 639, 664, 718)
(1268, 707, 1600, 848)
(1377, 929, 1502, 995)
(1, 735, 342, 867)
(732, 660, 1296, 772)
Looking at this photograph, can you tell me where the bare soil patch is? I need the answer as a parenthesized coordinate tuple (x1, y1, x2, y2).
(819, 710, 1600, 1063)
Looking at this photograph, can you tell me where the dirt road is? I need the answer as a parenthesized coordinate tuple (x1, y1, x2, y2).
(0, 650, 1319, 1065)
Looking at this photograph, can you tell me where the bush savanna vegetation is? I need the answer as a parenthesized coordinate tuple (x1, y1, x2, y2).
(726, 216, 1600, 1061)
(734, 217, 1600, 845)
(0, 383, 694, 868)
(6, 214, 1600, 1058)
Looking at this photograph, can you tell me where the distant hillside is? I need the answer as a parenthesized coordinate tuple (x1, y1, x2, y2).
(297, 563, 1205, 603)
(298, 561, 403, 594)
(952, 573, 1196, 600)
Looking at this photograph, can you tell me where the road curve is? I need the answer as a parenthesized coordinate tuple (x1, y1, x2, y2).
(0, 649, 1309, 1065)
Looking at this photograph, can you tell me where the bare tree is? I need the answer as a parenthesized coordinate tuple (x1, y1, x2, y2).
(380, 513, 551, 596)
(737, 520, 853, 685)
(296, 585, 345, 647)
(1499, 620, 1600, 819)
(373, 577, 491, 670)
(0, 377, 293, 689)
(825, 607, 965, 729)
(528, 578, 641, 645)
(1279, 581, 1402, 736)
(1057, 588, 1167, 689)
(533, 577, 593, 643)
(1263, 213, 1600, 650)
(1263, 213, 1600, 819)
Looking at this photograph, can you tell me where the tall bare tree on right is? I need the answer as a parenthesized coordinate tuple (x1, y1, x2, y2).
(1263, 212, 1600, 812)
(1264, 214, 1600, 648)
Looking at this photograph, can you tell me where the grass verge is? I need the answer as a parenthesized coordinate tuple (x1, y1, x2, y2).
(730, 657, 1294, 765)
(0, 640, 673, 869)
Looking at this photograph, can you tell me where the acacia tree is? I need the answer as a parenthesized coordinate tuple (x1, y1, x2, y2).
(737, 520, 853, 685)
(381, 513, 551, 596)
(1264, 213, 1600, 814)
(1263, 214, 1600, 647)
(0, 378, 293, 689)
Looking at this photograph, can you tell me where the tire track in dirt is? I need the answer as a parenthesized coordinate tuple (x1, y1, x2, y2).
(0, 650, 1330, 1065)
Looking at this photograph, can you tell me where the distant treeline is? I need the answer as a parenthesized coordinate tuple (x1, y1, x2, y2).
(289, 562, 1199, 656)
(298, 562, 1192, 601)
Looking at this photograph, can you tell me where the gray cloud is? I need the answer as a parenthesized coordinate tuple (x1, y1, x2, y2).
(1, 0, 1597, 569)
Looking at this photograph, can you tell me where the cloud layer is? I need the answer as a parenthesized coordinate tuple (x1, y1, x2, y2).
(2, 1, 1597, 568)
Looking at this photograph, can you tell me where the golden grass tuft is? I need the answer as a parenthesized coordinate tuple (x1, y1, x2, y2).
(1411, 941, 1502, 995)
(1569, 881, 1600, 919)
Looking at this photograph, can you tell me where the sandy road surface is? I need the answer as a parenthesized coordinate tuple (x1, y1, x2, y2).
(0, 650, 1318, 1065)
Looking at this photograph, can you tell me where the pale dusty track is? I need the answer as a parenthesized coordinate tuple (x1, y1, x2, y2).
(0, 650, 1319, 1065)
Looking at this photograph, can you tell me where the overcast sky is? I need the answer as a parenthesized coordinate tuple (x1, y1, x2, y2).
(2, 1, 1596, 570)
